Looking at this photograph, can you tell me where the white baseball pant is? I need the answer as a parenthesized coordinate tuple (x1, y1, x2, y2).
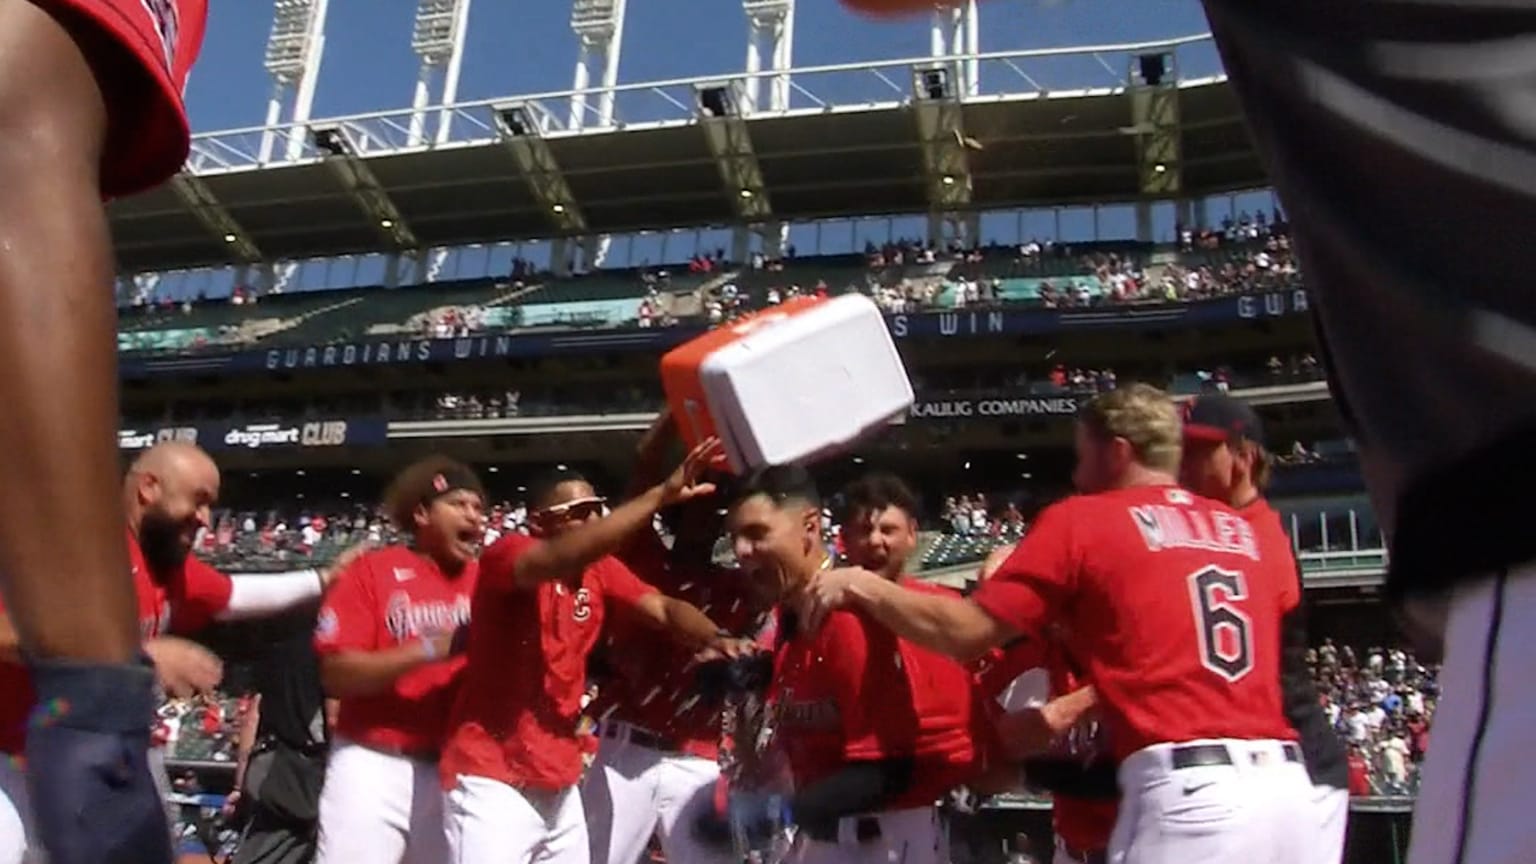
(315, 738, 448, 864)
(1307, 783, 1349, 864)
(790, 806, 945, 864)
(1108, 739, 1314, 864)
(1407, 568, 1534, 864)
(0, 758, 38, 864)
(582, 723, 731, 864)
(445, 775, 587, 864)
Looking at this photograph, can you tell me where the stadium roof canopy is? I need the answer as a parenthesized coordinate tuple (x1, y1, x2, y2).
(109, 33, 1262, 274)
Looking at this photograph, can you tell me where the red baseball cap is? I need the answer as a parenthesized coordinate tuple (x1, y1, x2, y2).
(1183, 394, 1266, 446)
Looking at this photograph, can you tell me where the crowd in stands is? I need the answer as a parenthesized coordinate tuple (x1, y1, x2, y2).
(941, 493, 1028, 538)
(1312, 640, 1436, 797)
(155, 694, 245, 764)
(411, 304, 488, 338)
(117, 216, 1309, 358)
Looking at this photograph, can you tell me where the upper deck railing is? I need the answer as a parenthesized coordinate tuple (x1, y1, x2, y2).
(185, 33, 1222, 174)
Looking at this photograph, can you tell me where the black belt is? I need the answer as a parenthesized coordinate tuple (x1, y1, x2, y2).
(1169, 742, 1302, 770)
(601, 723, 682, 753)
(804, 815, 882, 844)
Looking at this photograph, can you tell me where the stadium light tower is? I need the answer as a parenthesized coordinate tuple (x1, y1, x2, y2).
(261, 0, 331, 163)
(929, 0, 978, 98)
(569, 0, 626, 131)
(410, 0, 474, 146)
(742, 0, 795, 114)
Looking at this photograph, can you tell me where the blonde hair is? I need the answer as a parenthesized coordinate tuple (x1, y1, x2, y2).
(1078, 383, 1183, 473)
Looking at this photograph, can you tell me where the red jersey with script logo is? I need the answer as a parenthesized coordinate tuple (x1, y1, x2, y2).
(972, 485, 1297, 760)
(313, 546, 476, 754)
(57, 0, 208, 197)
(0, 530, 232, 754)
(772, 583, 975, 808)
(440, 534, 658, 791)
(590, 529, 769, 760)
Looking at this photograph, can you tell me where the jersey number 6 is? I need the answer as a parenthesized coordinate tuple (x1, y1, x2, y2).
(1187, 565, 1255, 683)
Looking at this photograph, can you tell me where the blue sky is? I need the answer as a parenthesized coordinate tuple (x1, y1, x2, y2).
(185, 0, 1218, 132)
(152, 0, 1265, 293)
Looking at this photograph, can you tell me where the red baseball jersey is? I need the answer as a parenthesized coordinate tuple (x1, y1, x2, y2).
(589, 529, 768, 760)
(0, 530, 232, 754)
(313, 545, 476, 754)
(57, 0, 208, 197)
(971, 484, 1296, 761)
(1236, 498, 1303, 616)
(771, 581, 975, 808)
(439, 534, 658, 792)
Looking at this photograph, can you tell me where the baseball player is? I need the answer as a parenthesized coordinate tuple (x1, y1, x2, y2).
(720, 465, 977, 864)
(0, 2, 206, 861)
(583, 415, 774, 864)
(1180, 394, 1349, 863)
(311, 457, 485, 864)
(969, 547, 1118, 864)
(803, 384, 1314, 863)
(864, 0, 1536, 852)
(438, 440, 749, 864)
(0, 441, 338, 864)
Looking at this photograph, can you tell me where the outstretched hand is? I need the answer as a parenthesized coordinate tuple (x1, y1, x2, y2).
(661, 437, 724, 507)
(797, 567, 878, 633)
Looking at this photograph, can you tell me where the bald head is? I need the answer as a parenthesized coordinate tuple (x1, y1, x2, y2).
(126, 442, 221, 573)
(128, 441, 217, 483)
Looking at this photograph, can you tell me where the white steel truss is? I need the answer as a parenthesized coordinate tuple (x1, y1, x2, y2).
(409, 0, 474, 146)
(569, 0, 627, 131)
(261, 0, 330, 164)
(742, 0, 794, 114)
(929, 0, 978, 99)
(186, 34, 1218, 173)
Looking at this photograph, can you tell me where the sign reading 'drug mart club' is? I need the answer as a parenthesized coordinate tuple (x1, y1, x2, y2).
(907, 394, 1080, 420)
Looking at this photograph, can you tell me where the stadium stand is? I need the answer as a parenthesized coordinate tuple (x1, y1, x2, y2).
(114, 224, 1302, 358)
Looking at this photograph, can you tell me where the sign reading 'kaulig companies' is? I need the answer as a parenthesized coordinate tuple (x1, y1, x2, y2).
(909, 395, 1080, 420)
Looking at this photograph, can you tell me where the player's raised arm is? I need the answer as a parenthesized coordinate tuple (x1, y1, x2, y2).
(214, 542, 367, 622)
(605, 559, 749, 657)
(803, 567, 1014, 661)
(490, 438, 721, 590)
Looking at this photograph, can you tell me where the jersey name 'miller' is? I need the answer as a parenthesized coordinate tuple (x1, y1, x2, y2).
(1128, 501, 1260, 561)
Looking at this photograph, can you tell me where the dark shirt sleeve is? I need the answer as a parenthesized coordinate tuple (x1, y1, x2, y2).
(1278, 566, 1349, 789)
(790, 758, 915, 833)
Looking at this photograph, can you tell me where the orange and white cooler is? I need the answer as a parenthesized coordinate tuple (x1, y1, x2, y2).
(660, 294, 913, 473)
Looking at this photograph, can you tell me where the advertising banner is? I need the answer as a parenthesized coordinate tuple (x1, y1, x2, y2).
(117, 290, 1309, 379)
(118, 418, 388, 451)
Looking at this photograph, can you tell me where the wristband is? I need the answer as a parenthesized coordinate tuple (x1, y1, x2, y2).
(27, 653, 158, 733)
(420, 637, 440, 661)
